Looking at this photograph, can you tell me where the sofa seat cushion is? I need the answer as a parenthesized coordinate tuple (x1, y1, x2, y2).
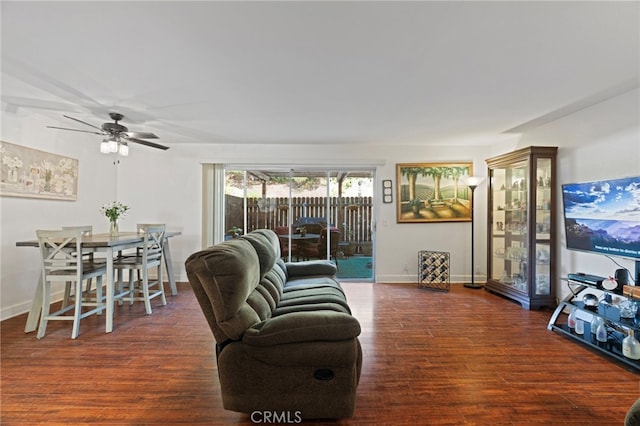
(282, 286, 345, 300)
(243, 311, 361, 346)
(279, 289, 351, 312)
(284, 276, 344, 292)
(286, 260, 337, 277)
(272, 302, 351, 317)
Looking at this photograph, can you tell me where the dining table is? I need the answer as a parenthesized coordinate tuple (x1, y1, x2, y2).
(16, 230, 181, 334)
(279, 233, 320, 260)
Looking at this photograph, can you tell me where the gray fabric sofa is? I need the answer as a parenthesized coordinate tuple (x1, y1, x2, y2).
(185, 229, 362, 419)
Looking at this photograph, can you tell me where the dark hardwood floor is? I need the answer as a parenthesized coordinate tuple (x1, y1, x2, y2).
(2, 282, 639, 425)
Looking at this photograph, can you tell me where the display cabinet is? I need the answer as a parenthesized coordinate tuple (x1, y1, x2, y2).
(485, 146, 558, 309)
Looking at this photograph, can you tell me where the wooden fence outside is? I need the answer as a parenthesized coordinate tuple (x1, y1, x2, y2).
(225, 195, 373, 243)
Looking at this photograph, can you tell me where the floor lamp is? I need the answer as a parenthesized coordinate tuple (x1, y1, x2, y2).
(464, 176, 485, 289)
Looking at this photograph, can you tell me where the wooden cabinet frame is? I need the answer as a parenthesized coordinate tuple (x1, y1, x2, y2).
(485, 146, 558, 310)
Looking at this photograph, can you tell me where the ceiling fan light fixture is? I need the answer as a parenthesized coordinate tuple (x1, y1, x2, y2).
(118, 142, 129, 156)
(49, 113, 169, 153)
(108, 138, 119, 153)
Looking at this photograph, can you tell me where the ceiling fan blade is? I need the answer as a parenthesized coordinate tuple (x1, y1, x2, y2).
(62, 114, 103, 131)
(46, 126, 104, 135)
(124, 131, 158, 139)
(125, 137, 170, 150)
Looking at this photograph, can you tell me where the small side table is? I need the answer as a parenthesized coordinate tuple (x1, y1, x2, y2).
(418, 250, 450, 292)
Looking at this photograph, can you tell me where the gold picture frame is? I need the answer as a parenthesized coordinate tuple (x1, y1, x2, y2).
(1, 141, 78, 201)
(396, 162, 473, 223)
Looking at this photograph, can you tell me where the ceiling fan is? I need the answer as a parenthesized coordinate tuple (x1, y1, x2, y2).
(47, 112, 169, 151)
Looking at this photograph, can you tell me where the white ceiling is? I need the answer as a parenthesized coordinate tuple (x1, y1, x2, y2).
(2, 1, 639, 148)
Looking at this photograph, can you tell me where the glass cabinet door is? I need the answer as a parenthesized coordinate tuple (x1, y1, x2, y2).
(534, 158, 552, 296)
(490, 161, 529, 291)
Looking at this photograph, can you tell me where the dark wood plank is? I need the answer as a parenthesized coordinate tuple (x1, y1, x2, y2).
(2, 282, 638, 425)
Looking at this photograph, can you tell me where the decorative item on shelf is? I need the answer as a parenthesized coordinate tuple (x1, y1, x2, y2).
(100, 201, 130, 236)
(596, 320, 608, 343)
(590, 316, 603, 336)
(536, 248, 550, 264)
(582, 293, 599, 310)
(602, 277, 619, 292)
(567, 307, 577, 329)
(598, 293, 621, 322)
(620, 300, 638, 319)
(623, 329, 640, 360)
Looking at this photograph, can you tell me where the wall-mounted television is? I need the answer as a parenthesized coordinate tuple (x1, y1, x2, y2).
(562, 176, 640, 261)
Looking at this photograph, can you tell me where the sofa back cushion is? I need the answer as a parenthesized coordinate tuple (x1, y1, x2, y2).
(241, 229, 286, 303)
(240, 230, 279, 276)
(185, 239, 266, 342)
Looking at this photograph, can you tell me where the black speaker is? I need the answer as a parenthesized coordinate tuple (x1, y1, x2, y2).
(616, 268, 630, 286)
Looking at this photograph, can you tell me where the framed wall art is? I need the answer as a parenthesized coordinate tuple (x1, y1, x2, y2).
(1, 141, 78, 201)
(396, 162, 473, 223)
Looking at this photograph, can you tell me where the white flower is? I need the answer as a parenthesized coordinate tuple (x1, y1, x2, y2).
(100, 201, 130, 222)
(2, 156, 23, 169)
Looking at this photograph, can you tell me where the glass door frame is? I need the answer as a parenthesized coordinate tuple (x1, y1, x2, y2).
(211, 164, 376, 281)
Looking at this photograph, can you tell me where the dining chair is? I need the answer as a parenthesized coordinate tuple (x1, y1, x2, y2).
(60, 225, 104, 307)
(36, 229, 107, 339)
(274, 225, 296, 259)
(112, 224, 167, 314)
(300, 227, 341, 267)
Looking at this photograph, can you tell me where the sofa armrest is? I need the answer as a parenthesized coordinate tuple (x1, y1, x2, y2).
(242, 311, 360, 346)
(285, 260, 337, 277)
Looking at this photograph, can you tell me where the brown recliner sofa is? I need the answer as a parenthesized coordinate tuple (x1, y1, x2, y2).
(185, 229, 362, 419)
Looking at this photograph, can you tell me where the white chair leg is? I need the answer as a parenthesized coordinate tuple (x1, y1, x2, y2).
(70, 279, 83, 339)
(62, 280, 72, 309)
(142, 269, 152, 315)
(96, 276, 104, 315)
(116, 269, 125, 306)
(158, 266, 167, 306)
(84, 278, 94, 301)
(128, 272, 135, 305)
(37, 281, 51, 339)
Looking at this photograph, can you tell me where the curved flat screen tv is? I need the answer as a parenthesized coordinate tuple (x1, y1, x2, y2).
(562, 176, 640, 261)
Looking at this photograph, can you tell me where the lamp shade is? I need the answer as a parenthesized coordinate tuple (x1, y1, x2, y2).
(466, 176, 485, 188)
(118, 143, 129, 156)
(100, 141, 110, 154)
(108, 139, 119, 153)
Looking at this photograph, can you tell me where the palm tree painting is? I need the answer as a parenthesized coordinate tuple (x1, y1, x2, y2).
(396, 162, 474, 223)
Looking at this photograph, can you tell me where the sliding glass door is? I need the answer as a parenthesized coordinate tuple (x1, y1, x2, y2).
(223, 167, 374, 281)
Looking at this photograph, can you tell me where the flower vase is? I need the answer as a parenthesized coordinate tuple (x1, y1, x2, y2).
(8, 168, 18, 183)
(109, 220, 119, 236)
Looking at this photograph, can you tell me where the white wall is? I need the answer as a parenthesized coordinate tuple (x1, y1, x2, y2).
(1, 88, 638, 319)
